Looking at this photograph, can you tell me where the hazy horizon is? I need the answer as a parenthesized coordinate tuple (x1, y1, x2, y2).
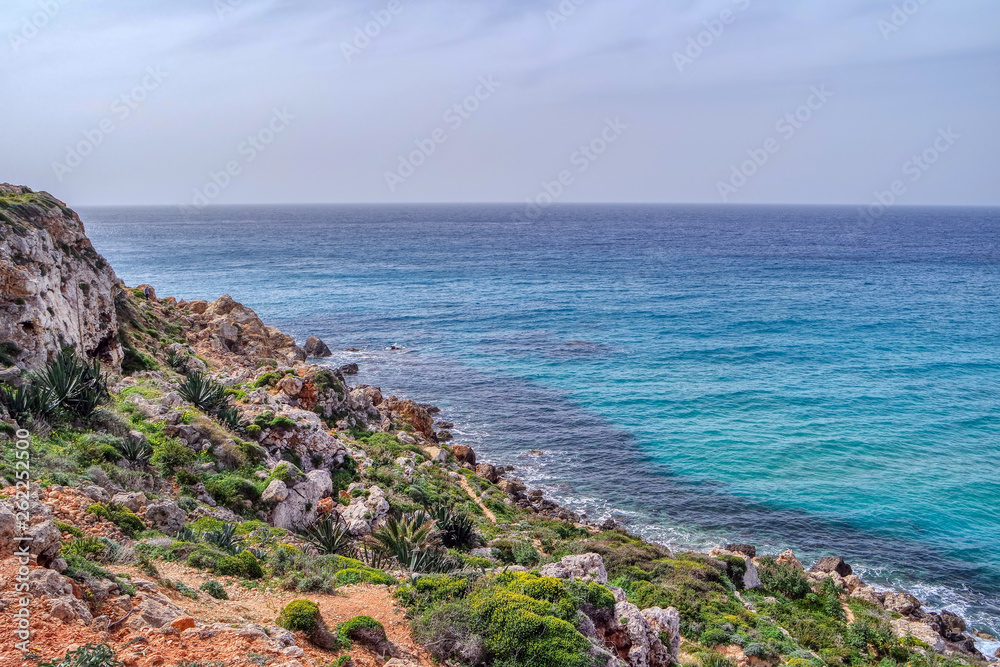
(2, 0, 998, 208)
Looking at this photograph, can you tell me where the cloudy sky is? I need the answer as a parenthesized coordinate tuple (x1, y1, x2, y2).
(0, 0, 997, 206)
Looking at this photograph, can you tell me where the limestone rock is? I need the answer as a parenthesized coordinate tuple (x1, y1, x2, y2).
(883, 592, 921, 616)
(144, 501, 186, 535)
(337, 485, 390, 536)
(303, 336, 332, 357)
(612, 601, 674, 667)
(725, 544, 756, 558)
(269, 470, 333, 531)
(850, 586, 885, 606)
(170, 616, 197, 632)
(540, 553, 608, 585)
(0, 185, 123, 369)
(0, 507, 16, 557)
(451, 444, 476, 465)
(27, 520, 63, 566)
(476, 463, 500, 483)
(641, 606, 682, 660)
(892, 618, 946, 652)
(262, 480, 289, 503)
(112, 492, 147, 513)
(127, 593, 186, 630)
(810, 556, 852, 577)
(776, 549, 804, 570)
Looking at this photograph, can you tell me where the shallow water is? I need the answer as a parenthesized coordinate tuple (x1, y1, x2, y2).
(81, 203, 1000, 638)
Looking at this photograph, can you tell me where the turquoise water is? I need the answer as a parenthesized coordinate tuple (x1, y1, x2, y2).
(80, 204, 1000, 638)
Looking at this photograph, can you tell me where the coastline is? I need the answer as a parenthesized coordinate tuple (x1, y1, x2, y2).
(2, 185, 997, 666)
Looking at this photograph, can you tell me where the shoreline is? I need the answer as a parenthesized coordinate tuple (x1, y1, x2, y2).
(318, 347, 1000, 654)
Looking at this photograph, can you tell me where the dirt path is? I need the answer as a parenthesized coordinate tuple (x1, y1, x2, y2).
(460, 476, 497, 523)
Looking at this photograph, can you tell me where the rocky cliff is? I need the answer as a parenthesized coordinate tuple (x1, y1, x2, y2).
(0, 184, 123, 369)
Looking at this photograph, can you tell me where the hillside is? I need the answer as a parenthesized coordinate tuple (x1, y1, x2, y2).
(0, 185, 995, 667)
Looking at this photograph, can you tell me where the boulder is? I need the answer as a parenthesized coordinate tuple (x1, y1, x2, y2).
(144, 501, 186, 535)
(725, 544, 756, 558)
(269, 470, 333, 531)
(850, 586, 885, 606)
(810, 556, 852, 577)
(303, 336, 332, 358)
(112, 492, 147, 513)
(262, 480, 289, 503)
(0, 507, 16, 557)
(476, 463, 500, 483)
(337, 363, 359, 376)
(81, 485, 110, 503)
(891, 618, 946, 652)
(49, 596, 93, 625)
(277, 377, 304, 397)
(451, 445, 476, 466)
(127, 593, 186, 630)
(938, 610, 966, 641)
(338, 486, 391, 536)
(27, 520, 63, 566)
(883, 592, 921, 616)
(540, 553, 608, 585)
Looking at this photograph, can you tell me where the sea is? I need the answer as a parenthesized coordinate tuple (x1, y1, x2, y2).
(79, 203, 1000, 647)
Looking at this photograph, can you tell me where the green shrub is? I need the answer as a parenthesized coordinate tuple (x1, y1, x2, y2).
(199, 580, 229, 600)
(203, 473, 262, 513)
(277, 599, 321, 633)
(757, 557, 811, 600)
(151, 439, 195, 475)
(217, 550, 264, 579)
(336, 615, 385, 645)
(177, 373, 229, 412)
(38, 643, 123, 667)
(334, 568, 395, 586)
(87, 503, 145, 536)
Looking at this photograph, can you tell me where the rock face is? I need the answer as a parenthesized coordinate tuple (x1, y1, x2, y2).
(883, 592, 921, 615)
(0, 184, 123, 369)
(337, 485, 391, 535)
(303, 336, 332, 357)
(611, 601, 676, 667)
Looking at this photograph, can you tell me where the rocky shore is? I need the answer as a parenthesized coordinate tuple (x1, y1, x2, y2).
(1, 184, 997, 667)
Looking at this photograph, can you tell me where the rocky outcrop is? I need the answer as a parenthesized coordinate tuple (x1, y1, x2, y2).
(336, 485, 390, 535)
(268, 469, 334, 531)
(177, 294, 307, 365)
(144, 500, 186, 535)
(540, 553, 609, 585)
(610, 601, 676, 667)
(0, 184, 123, 369)
(810, 556, 852, 577)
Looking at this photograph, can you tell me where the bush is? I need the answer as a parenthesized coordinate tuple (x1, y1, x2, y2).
(334, 568, 395, 586)
(38, 643, 123, 667)
(87, 503, 145, 537)
(757, 557, 811, 600)
(217, 550, 264, 579)
(277, 599, 321, 634)
(151, 439, 195, 476)
(413, 602, 485, 664)
(203, 473, 262, 513)
(336, 615, 385, 646)
(200, 580, 229, 600)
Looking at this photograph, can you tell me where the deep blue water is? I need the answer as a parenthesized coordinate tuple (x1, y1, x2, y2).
(79, 204, 1000, 641)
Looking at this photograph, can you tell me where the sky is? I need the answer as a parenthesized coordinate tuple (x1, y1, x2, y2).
(0, 0, 997, 207)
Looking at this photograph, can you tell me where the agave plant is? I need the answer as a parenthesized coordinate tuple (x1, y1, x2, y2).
(204, 523, 243, 555)
(356, 542, 394, 570)
(431, 505, 478, 550)
(215, 406, 246, 432)
(174, 526, 200, 543)
(0, 383, 55, 421)
(115, 436, 153, 468)
(371, 511, 441, 567)
(32, 350, 108, 417)
(177, 373, 229, 412)
(300, 515, 354, 556)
